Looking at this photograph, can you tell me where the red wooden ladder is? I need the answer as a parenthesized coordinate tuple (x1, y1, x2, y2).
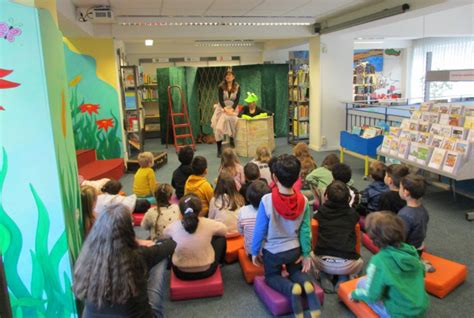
(166, 85, 196, 152)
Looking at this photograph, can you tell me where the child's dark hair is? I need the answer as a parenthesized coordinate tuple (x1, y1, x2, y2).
(247, 180, 271, 209)
(366, 211, 406, 248)
(179, 194, 202, 234)
(332, 163, 352, 184)
(244, 162, 260, 182)
(321, 153, 340, 170)
(214, 172, 244, 210)
(191, 156, 207, 175)
(178, 146, 194, 165)
(370, 161, 386, 182)
(268, 156, 278, 175)
(273, 154, 301, 188)
(386, 164, 409, 188)
(325, 180, 350, 204)
(101, 180, 122, 195)
(400, 174, 426, 199)
(153, 184, 173, 234)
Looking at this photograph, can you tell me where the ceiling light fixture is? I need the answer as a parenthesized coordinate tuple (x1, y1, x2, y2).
(145, 39, 154, 46)
(119, 21, 311, 27)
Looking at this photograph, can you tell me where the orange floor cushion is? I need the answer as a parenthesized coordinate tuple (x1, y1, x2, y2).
(238, 249, 264, 284)
(337, 278, 378, 318)
(225, 235, 244, 263)
(312, 219, 361, 254)
(422, 252, 468, 298)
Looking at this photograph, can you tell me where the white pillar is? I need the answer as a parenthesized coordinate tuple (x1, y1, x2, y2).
(309, 36, 322, 150)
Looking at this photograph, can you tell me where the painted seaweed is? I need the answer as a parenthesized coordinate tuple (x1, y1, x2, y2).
(0, 147, 76, 317)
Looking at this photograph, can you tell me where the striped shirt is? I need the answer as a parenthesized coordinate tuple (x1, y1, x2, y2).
(237, 205, 258, 255)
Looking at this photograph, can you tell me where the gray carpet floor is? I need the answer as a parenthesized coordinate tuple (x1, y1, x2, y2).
(120, 137, 474, 318)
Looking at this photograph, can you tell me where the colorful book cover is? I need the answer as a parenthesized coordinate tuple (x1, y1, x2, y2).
(400, 119, 411, 130)
(463, 106, 474, 117)
(362, 127, 378, 138)
(418, 121, 430, 133)
(410, 110, 422, 120)
(416, 145, 433, 165)
(352, 126, 362, 136)
(430, 135, 444, 148)
(439, 104, 450, 114)
(390, 138, 400, 156)
(430, 103, 440, 113)
(420, 102, 433, 112)
(448, 115, 463, 127)
(451, 127, 466, 139)
(441, 138, 456, 151)
(430, 123, 442, 135)
(442, 151, 462, 174)
(464, 116, 474, 129)
(399, 130, 411, 141)
(428, 148, 447, 170)
(421, 112, 439, 123)
(409, 131, 420, 142)
(408, 120, 419, 131)
(398, 140, 410, 159)
(449, 104, 464, 115)
(381, 136, 393, 154)
(417, 132, 432, 145)
(454, 140, 470, 158)
(389, 126, 401, 137)
(408, 142, 420, 162)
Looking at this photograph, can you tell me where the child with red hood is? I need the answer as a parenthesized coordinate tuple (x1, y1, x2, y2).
(252, 154, 321, 318)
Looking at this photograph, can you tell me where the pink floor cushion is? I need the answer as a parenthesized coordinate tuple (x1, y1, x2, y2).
(253, 276, 324, 316)
(362, 233, 380, 254)
(170, 267, 224, 301)
(132, 213, 145, 226)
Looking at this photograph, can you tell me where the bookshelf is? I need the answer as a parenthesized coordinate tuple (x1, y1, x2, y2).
(119, 65, 145, 156)
(353, 61, 376, 103)
(288, 51, 310, 145)
(140, 80, 160, 139)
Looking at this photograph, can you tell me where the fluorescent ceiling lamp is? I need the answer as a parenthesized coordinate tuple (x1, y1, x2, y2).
(120, 22, 311, 27)
(194, 40, 254, 47)
(354, 41, 384, 44)
(145, 39, 153, 46)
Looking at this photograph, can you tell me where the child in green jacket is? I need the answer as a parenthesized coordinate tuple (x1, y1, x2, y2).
(350, 211, 429, 318)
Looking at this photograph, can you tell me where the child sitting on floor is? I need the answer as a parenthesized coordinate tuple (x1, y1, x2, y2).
(306, 153, 339, 203)
(379, 164, 409, 213)
(141, 184, 180, 240)
(239, 162, 265, 205)
(171, 146, 194, 199)
(351, 211, 429, 317)
(252, 154, 321, 318)
(96, 180, 151, 215)
(184, 156, 214, 217)
(250, 146, 272, 184)
(332, 163, 359, 208)
(357, 161, 389, 216)
(219, 148, 245, 190)
(293, 142, 317, 189)
(80, 185, 97, 237)
(238, 180, 271, 256)
(133, 152, 158, 199)
(312, 181, 363, 293)
(164, 194, 227, 280)
(209, 172, 245, 236)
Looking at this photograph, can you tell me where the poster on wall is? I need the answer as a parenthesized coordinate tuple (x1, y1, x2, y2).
(353, 49, 403, 102)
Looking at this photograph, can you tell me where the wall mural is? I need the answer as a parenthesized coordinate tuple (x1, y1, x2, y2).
(0, 2, 80, 317)
(64, 44, 123, 160)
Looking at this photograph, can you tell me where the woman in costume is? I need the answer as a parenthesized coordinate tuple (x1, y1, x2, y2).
(211, 69, 241, 157)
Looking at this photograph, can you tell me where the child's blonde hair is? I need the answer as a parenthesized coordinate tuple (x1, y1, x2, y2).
(220, 148, 240, 177)
(138, 152, 154, 168)
(255, 146, 271, 163)
(81, 185, 97, 236)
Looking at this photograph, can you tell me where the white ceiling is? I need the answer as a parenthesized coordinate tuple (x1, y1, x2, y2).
(71, 0, 376, 18)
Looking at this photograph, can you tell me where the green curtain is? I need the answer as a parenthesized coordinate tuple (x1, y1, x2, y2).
(157, 64, 289, 142)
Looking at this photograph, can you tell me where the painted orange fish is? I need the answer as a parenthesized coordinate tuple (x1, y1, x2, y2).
(0, 68, 20, 89)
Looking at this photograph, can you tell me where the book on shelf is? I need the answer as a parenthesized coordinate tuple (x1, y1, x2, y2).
(451, 126, 466, 139)
(362, 127, 378, 138)
(439, 103, 450, 114)
(430, 103, 441, 113)
(439, 113, 450, 125)
(398, 139, 411, 159)
(408, 120, 419, 131)
(464, 106, 474, 117)
(389, 138, 400, 156)
(408, 142, 420, 162)
(417, 132, 432, 145)
(439, 125, 453, 138)
(430, 135, 444, 148)
(400, 119, 410, 130)
(421, 112, 439, 123)
(468, 129, 474, 142)
(428, 148, 447, 170)
(464, 116, 474, 129)
(408, 131, 419, 142)
(416, 144, 433, 165)
(418, 121, 430, 133)
(389, 126, 401, 137)
(410, 110, 422, 120)
(381, 136, 393, 153)
(449, 115, 463, 126)
(449, 104, 464, 115)
(441, 137, 456, 151)
(420, 102, 433, 112)
(399, 130, 411, 141)
(442, 151, 463, 174)
(454, 140, 470, 158)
